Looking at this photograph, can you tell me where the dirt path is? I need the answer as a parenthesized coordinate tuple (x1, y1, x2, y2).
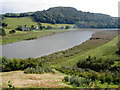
(1, 71, 71, 88)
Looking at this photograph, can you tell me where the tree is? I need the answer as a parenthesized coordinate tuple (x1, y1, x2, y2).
(38, 23, 44, 30)
(51, 19, 56, 24)
(31, 25, 35, 30)
(46, 26, 52, 29)
(116, 42, 120, 55)
(9, 30, 16, 34)
(0, 28, 6, 36)
(65, 26, 70, 29)
(16, 26, 22, 31)
(2, 23, 8, 27)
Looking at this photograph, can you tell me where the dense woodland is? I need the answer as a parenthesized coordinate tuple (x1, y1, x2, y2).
(3, 7, 118, 28)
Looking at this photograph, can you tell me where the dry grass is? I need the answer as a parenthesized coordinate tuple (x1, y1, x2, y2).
(1, 71, 71, 88)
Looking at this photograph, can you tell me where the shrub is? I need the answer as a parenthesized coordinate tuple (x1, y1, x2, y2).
(64, 76, 91, 87)
(2, 57, 40, 72)
(77, 56, 115, 72)
(24, 66, 55, 74)
(0, 28, 6, 36)
(9, 30, 16, 34)
(64, 76, 69, 82)
(69, 76, 76, 84)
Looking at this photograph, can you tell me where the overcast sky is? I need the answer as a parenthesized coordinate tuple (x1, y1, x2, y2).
(0, 0, 119, 17)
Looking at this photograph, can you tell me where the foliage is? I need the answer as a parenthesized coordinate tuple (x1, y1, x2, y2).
(116, 42, 120, 55)
(2, 57, 40, 72)
(24, 66, 55, 74)
(3, 7, 117, 28)
(75, 21, 117, 28)
(9, 30, 16, 34)
(2, 22, 8, 27)
(76, 56, 115, 72)
(0, 28, 6, 36)
(33, 7, 117, 28)
(2, 57, 55, 74)
(4, 12, 33, 17)
(8, 81, 15, 88)
(65, 26, 71, 29)
(64, 76, 91, 87)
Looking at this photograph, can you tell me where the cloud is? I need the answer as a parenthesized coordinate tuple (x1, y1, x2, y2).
(1, 0, 119, 17)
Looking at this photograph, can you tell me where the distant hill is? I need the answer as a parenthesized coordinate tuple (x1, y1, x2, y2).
(3, 7, 118, 28)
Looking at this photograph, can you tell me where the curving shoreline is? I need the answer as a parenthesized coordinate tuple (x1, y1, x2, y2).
(36, 30, 118, 62)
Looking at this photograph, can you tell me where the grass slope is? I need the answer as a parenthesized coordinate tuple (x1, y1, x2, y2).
(53, 35, 119, 69)
(3, 17, 74, 30)
(37, 30, 118, 69)
(3, 17, 38, 29)
(41, 23, 74, 28)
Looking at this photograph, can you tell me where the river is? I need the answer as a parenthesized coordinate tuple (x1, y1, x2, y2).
(2, 29, 116, 59)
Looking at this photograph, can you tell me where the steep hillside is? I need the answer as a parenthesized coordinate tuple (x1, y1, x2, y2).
(33, 7, 117, 28)
(3, 7, 118, 28)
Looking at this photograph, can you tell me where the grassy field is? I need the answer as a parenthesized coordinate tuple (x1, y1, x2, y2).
(1, 71, 71, 88)
(3, 17, 38, 29)
(3, 17, 75, 30)
(41, 23, 74, 28)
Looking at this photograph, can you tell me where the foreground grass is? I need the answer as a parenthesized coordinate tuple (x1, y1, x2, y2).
(1, 71, 71, 88)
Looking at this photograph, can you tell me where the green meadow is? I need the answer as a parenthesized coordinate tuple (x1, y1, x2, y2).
(3, 17, 74, 30)
(3, 17, 38, 29)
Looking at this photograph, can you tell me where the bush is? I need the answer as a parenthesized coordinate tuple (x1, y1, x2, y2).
(0, 28, 6, 36)
(64, 76, 91, 87)
(9, 30, 16, 34)
(2, 57, 40, 72)
(65, 26, 71, 29)
(77, 56, 115, 72)
(2, 23, 8, 27)
(69, 76, 76, 84)
(64, 76, 69, 82)
(24, 66, 55, 74)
